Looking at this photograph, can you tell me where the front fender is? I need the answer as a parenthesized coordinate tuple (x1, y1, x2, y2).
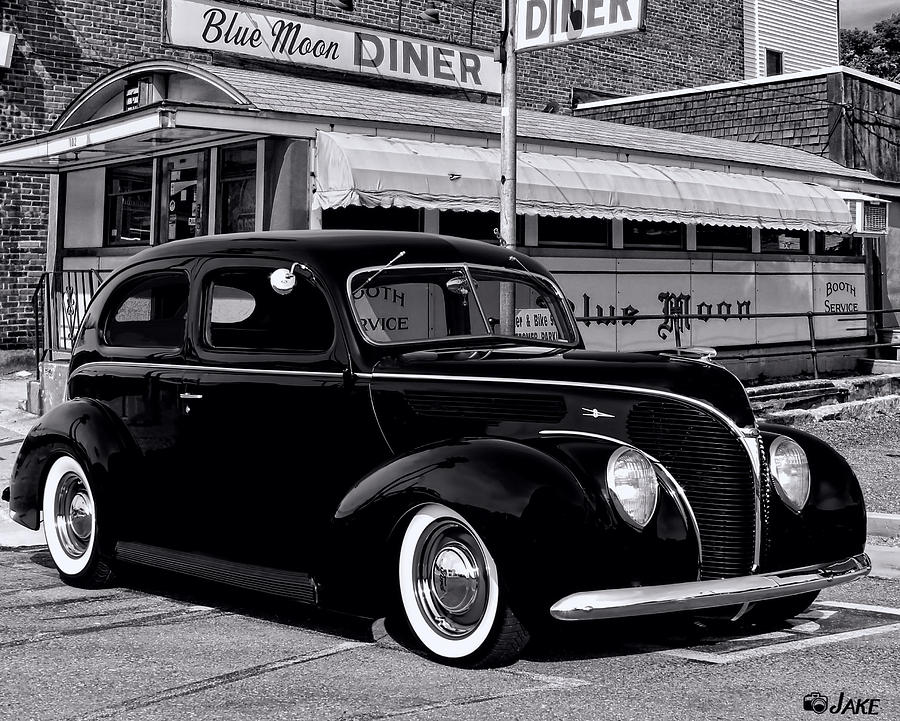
(758, 423, 866, 570)
(325, 435, 697, 618)
(9, 398, 141, 534)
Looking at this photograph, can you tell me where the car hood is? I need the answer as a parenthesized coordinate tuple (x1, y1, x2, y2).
(371, 348, 755, 429)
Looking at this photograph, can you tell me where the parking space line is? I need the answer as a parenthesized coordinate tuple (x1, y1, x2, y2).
(1, 607, 221, 650)
(349, 670, 590, 721)
(70, 640, 368, 721)
(818, 601, 900, 616)
(658, 622, 900, 664)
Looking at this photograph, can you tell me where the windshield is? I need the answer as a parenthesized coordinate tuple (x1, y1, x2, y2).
(348, 264, 578, 347)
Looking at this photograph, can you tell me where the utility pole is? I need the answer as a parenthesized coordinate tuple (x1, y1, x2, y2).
(498, 0, 517, 334)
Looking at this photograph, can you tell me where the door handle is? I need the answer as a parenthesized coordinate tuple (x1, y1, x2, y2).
(179, 393, 204, 400)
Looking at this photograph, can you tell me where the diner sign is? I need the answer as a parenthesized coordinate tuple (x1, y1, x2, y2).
(166, 0, 500, 93)
(515, 0, 645, 52)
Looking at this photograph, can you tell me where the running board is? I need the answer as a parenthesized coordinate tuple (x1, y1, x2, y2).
(114, 542, 318, 605)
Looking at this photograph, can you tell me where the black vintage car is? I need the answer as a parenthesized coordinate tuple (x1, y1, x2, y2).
(8, 231, 869, 666)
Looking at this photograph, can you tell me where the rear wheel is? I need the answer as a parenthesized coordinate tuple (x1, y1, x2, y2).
(42, 453, 114, 587)
(397, 503, 528, 667)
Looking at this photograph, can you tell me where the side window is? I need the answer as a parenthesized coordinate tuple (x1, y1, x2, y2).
(205, 268, 334, 353)
(104, 273, 189, 348)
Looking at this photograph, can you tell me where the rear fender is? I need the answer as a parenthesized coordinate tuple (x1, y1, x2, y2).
(9, 399, 141, 536)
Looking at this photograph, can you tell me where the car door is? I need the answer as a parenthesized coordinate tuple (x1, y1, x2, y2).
(180, 256, 388, 571)
(68, 258, 198, 550)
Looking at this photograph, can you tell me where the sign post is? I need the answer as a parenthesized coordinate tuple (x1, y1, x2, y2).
(498, 0, 518, 334)
(498, 0, 645, 329)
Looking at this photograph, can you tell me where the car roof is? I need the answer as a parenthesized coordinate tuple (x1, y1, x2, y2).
(125, 230, 550, 280)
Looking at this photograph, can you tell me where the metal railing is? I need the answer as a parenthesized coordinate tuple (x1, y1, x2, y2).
(32, 270, 106, 378)
(574, 306, 900, 379)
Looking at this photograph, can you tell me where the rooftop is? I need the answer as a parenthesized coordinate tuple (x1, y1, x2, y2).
(207, 63, 882, 183)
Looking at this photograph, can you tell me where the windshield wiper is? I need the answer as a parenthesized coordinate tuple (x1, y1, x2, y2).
(355, 251, 406, 294)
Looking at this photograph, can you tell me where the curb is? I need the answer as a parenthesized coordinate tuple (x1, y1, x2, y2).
(868, 512, 900, 539)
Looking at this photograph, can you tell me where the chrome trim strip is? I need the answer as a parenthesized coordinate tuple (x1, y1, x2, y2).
(653, 464, 704, 576)
(741, 430, 763, 574)
(539, 430, 702, 573)
(70, 361, 346, 379)
(550, 554, 871, 621)
(539, 429, 632, 446)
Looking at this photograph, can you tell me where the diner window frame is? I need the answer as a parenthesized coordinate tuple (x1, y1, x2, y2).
(103, 159, 154, 248)
(215, 141, 258, 235)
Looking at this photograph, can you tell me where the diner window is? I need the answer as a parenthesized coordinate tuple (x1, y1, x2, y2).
(104, 273, 188, 348)
(162, 151, 209, 242)
(623, 220, 686, 250)
(439, 210, 525, 243)
(538, 216, 611, 247)
(205, 269, 334, 353)
(695, 225, 753, 252)
(322, 206, 422, 232)
(105, 161, 153, 246)
(761, 228, 808, 253)
(217, 144, 257, 234)
(815, 232, 863, 256)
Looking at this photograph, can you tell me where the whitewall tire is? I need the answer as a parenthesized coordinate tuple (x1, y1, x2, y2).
(397, 503, 528, 666)
(42, 453, 112, 585)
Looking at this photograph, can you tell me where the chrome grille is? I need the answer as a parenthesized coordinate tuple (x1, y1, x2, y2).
(627, 399, 756, 580)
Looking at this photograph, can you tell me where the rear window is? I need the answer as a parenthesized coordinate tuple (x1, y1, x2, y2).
(103, 273, 189, 348)
(204, 268, 335, 353)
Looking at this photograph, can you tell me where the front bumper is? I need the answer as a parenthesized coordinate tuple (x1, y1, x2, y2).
(550, 553, 870, 621)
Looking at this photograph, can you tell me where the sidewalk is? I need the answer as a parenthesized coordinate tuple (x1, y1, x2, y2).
(0, 375, 43, 547)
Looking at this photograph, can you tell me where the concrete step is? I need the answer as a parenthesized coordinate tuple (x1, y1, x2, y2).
(760, 394, 900, 425)
(858, 358, 900, 374)
(750, 387, 848, 413)
(746, 379, 836, 397)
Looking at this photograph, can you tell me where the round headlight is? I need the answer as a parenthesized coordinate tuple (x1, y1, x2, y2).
(769, 436, 810, 512)
(607, 448, 658, 529)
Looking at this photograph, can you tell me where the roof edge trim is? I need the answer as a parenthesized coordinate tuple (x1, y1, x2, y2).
(53, 60, 253, 131)
(575, 65, 900, 111)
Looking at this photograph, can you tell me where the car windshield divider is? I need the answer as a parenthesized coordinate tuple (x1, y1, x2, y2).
(463, 265, 493, 336)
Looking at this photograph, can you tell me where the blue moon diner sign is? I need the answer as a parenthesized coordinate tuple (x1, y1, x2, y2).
(166, 0, 501, 94)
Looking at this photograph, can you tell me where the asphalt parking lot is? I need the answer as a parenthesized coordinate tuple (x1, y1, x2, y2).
(1, 546, 898, 721)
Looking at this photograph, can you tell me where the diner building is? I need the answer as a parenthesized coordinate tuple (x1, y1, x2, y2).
(0, 0, 896, 401)
(1, 56, 896, 379)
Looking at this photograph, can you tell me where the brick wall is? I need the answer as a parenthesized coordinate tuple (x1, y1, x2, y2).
(0, 0, 745, 349)
(577, 75, 834, 153)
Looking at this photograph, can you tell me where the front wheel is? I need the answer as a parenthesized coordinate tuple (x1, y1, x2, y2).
(42, 452, 114, 587)
(397, 503, 528, 667)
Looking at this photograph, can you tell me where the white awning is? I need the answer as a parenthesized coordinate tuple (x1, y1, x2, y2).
(314, 131, 854, 232)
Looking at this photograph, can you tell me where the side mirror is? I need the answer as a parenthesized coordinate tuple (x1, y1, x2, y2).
(270, 263, 314, 295)
(446, 274, 470, 296)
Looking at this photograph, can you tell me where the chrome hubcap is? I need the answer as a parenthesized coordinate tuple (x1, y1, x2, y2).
(54, 472, 94, 559)
(414, 519, 488, 638)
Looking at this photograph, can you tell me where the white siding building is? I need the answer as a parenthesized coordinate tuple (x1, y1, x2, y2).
(744, 0, 840, 78)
